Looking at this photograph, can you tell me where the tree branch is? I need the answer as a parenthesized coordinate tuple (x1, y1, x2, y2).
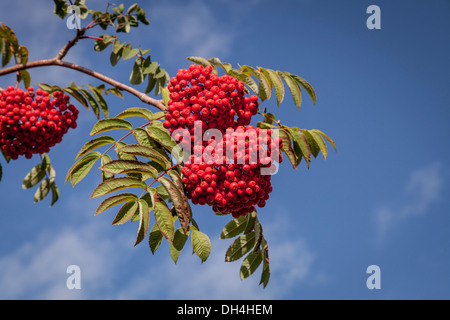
(0, 29, 167, 112)
(0, 58, 167, 111)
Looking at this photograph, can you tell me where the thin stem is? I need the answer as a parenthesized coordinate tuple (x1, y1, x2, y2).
(257, 112, 281, 126)
(138, 163, 180, 198)
(11, 45, 20, 89)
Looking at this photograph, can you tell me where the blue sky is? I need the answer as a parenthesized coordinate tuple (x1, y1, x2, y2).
(0, 0, 449, 299)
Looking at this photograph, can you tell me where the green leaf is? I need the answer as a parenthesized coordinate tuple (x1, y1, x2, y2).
(100, 159, 158, 178)
(76, 136, 115, 159)
(146, 122, 177, 153)
(94, 35, 114, 52)
(145, 75, 157, 94)
(133, 128, 158, 149)
(50, 183, 60, 207)
(90, 177, 147, 198)
(186, 56, 214, 69)
(277, 128, 298, 170)
(191, 227, 211, 263)
(220, 215, 248, 239)
(307, 129, 327, 160)
(279, 71, 302, 109)
(33, 178, 51, 203)
(259, 238, 270, 288)
(115, 107, 153, 121)
(311, 129, 337, 152)
(89, 85, 109, 118)
(117, 144, 171, 169)
(18, 45, 29, 64)
(53, 0, 68, 19)
(112, 39, 123, 54)
(106, 87, 124, 100)
(148, 222, 163, 254)
(256, 67, 273, 102)
(65, 152, 101, 187)
(2, 44, 12, 67)
(22, 163, 47, 189)
(130, 57, 145, 85)
(79, 88, 100, 118)
(112, 3, 124, 14)
(112, 200, 138, 225)
(110, 49, 122, 66)
(229, 68, 258, 94)
(162, 86, 170, 107)
(240, 251, 263, 280)
(63, 86, 89, 110)
(134, 198, 151, 246)
(122, 43, 138, 60)
(101, 154, 115, 181)
(287, 127, 311, 167)
(90, 118, 133, 135)
(95, 193, 138, 215)
(208, 57, 231, 73)
(290, 74, 316, 104)
(170, 228, 190, 264)
(18, 70, 31, 88)
(143, 61, 159, 75)
(241, 65, 270, 101)
(151, 189, 174, 243)
(225, 231, 256, 262)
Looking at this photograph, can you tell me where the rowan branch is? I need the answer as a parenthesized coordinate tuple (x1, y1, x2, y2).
(0, 29, 167, 112)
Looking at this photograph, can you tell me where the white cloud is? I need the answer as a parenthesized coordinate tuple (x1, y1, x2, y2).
(0, 221, 119, 299)
(0, 191, 317, 300)
(374, 162, 444, 240)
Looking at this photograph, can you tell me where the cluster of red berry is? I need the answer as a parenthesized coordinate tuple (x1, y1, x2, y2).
(181, 157, 273, 217)
(167, 65, 283, 217)
(163, 64, 258, 134)
(0, 86, 78, 159)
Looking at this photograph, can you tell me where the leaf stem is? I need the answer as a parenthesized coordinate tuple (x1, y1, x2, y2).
(101, 114, 166, 156)
(139, 163, 180, 198)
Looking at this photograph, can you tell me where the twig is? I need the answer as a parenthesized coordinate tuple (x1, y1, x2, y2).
(0, 28, 167, 111)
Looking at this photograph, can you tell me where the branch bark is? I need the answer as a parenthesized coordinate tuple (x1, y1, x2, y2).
(0, 30, 167, 112)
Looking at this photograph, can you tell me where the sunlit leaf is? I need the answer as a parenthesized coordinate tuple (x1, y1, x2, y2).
(220, 215, 248, 239)
(90, 177, 147, 198)
(134, 198, 151, 246)
(279, 71, 302, 109)
(240, 251, 263, 280)
(115, 107, 154, 121)
(112, 200, 138, 225)
(65, 151, 102, 186)
(95, 193, 138, 215)
(225, 231, 256, 262)
(191, 226, 211, 263)
(100, 159, 158, 178)
(170, 228, 190, 264)
(116, 144, 171, 169)
(90, 118, 133, 135)
(76, 136, 115, 159)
